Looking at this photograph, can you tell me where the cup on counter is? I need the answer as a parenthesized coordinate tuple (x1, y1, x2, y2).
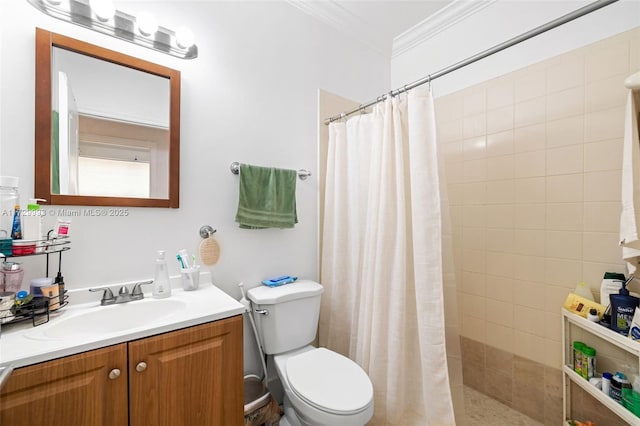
(180, 265, 200, 291)
(2, 262, 24, 293)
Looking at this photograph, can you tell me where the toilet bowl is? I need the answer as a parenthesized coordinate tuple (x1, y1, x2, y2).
(247, 280, 374, 426)
(274, 346, 373, 426)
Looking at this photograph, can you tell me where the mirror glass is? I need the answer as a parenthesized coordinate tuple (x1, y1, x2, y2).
(35, 29, 180, 207)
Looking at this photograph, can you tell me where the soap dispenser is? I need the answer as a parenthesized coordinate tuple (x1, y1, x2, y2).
(610, 276, 640, 334)
(153, 250, 171, 299)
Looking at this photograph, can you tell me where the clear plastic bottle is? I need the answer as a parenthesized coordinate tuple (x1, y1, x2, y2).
(152, 250, 171, 299)
(0, 176, 19, 239)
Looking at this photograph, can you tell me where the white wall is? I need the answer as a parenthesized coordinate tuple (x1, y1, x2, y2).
(391, 0, 640, 98)
(0, 0, 388, 291)
(0, 1, 389, 373)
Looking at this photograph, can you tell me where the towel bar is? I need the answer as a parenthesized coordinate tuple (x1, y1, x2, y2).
(229, 162, 311, 180)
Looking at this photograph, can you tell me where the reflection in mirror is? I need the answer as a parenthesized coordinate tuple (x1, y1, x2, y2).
(35, 28, 180, 207)
(52, 47, 170, 198)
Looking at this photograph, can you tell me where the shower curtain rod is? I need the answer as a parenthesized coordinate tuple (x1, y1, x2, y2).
(324, 0, 618, 125)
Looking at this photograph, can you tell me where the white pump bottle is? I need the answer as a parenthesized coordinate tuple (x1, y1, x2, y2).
(153, 250, 172, 299)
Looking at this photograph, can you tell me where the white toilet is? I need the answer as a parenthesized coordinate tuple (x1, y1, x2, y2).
(247, 280, 374, 426)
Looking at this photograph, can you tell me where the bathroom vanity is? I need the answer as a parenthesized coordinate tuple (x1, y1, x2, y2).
(0, 283, 244, 426)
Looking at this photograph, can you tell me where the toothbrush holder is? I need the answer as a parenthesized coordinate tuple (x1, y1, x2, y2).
(180, 265, 200, 291)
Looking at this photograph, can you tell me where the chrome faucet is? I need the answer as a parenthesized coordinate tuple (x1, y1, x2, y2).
(89, 280, 153, 306)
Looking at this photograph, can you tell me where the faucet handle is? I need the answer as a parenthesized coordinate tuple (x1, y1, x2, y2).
(89, 287, 116, 305)
(131, 280, 153, 300)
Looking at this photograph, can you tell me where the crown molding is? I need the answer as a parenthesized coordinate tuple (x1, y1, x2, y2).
(392, 0, 496, 58)
(285, 0, 389, 57)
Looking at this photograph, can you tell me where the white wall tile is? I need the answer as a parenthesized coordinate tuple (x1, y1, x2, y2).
(586, 40, 630, 82)
(515, 68, 546, 103)
(545, 258, 582, 287)
(585, 73, 629, 113)
(583, 232, 622, 264)
(463, 113, 487, 139)
(514, 123, 545, 153)
(583, 201, 621, 232)
(547, 55, 585, 93)
(546, 145, 583, 176)
(547, 86, 584, 121)
(487, 105, 514, 134)
(485, 204, 515, 229)
(486, 180, 515, 204)
(547, 116, 584, 148)
(546, 174, 583, 203)
(463, 136, 487, 160)
(515, 96, 546, 127)
(584, 170, 621, 202)
(486, 275, 515, 302)
(487, 77, 514, 110)
(463, 158, 487, 182)
(487, 130, 514, 157)
(514, 229, 545, 256)
(515, 177, 546, 204)
(584, 107, 625, 143)
(487, 155, 516, 181)
(545, 230, 583, 260)
(515, 150, 546, 178)
(463, 89, 486, 117)
(514, 204, 546, 230)
(486, 298, 514, 327)
(513, 255, 546, 283)
(584, 138, 623, 172)
(546, 203, 583, 231)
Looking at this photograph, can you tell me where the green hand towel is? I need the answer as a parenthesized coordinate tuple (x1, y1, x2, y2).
(235, 163, 298, 229)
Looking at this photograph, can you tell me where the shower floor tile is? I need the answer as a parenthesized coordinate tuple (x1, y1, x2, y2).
(464, 385, 543, 425)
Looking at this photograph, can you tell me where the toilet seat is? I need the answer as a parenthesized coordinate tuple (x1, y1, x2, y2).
(285, 348, 373, 415)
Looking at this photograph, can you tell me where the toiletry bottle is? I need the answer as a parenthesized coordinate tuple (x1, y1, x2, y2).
(573, 341, 585, 374)
(587, 308, 600, 322)
(54, 271, 65, 305)
(11, 205, 21, 239)
(610, 277, 640, 334)
(600, 272, 626, 307)
(153, 250, 171, 299)
(582, 346, 596, 380)
(23, 198, 45, 243)
(602, 372, 613, 397)
(0, 176, 19, 239)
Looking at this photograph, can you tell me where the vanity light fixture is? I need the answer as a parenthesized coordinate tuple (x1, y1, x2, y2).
(136, 11, 158, 37)
(89, 0, 114, 22)
(26, 0, 198, 59)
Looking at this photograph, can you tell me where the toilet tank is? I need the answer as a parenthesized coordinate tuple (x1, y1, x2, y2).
(247, 280, 324, 354)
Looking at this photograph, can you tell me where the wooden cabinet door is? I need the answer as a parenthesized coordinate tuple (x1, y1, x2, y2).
(128, 315, 243, 426)
(0, 343, 128, 426)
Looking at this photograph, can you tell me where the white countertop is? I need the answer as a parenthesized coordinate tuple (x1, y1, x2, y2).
(0, 281, 244, 368)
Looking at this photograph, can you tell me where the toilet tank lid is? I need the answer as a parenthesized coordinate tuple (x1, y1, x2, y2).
(247, 280, 323, 304)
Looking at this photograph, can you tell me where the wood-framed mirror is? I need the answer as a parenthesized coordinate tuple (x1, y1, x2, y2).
(35, 28, 180, 208)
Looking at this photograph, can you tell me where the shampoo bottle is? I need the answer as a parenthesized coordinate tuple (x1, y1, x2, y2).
(610, 277, 640, 334)
(153, 250, 171, 299)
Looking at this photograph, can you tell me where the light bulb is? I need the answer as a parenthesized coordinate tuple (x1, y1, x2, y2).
(175, 27, 195, 49)
(90, 0, 115, 22)
(137, 11, 158, 37)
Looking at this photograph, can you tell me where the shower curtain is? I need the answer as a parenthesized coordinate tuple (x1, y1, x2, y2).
(319, 88, 457, 425)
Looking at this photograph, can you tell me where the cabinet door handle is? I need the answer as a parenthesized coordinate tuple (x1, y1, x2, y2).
(136, 362, 147, 372)
(108, 368, 121, 380)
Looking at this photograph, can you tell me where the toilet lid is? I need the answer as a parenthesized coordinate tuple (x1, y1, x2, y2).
(285, 348, 373, 415)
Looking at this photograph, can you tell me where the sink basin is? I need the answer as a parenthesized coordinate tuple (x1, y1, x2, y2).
(26, 299, 187, 340)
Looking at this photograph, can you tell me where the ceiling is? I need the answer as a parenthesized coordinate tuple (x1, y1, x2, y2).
(286, 0, 458, 57)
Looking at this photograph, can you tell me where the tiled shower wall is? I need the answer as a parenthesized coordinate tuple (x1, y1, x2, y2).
(435, 27, 640, 424)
